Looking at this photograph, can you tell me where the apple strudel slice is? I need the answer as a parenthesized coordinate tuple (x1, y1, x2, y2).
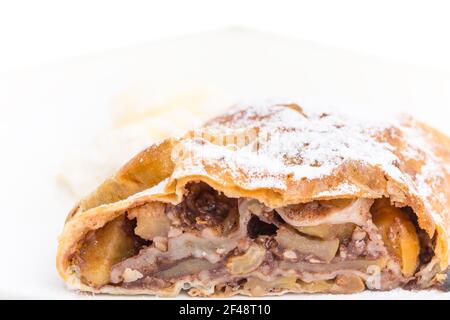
(57, 102, 450, 296)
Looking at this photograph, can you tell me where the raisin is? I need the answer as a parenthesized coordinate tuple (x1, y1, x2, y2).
(181, 182, 238, 229)
(247, 215, 278, 239)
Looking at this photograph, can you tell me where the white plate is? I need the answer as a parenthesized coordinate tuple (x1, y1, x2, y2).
(0, 28, 449, 299)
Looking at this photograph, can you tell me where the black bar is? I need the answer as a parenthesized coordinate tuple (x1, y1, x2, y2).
(0, 299, 444, 319)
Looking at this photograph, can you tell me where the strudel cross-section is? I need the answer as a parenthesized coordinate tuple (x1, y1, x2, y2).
(57, 102, 450, 296)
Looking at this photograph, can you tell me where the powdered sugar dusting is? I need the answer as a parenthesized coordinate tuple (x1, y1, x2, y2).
(165, 100, 449, 242)
(401, 125, 444, 194)
(315, 182, 362, 197)
(399, 123, 448, 224)
(172, 102, 408, 191)
(172, 138, 289, 189)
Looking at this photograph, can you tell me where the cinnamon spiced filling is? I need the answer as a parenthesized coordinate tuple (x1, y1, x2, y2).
(73, 182, 438, 295)
(171, 182, 239, 234)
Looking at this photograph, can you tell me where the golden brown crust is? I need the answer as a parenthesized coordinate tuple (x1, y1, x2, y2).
(57, 102, 450, 294)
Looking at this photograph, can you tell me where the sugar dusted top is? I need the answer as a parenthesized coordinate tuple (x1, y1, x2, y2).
(167, 101, 450, 236)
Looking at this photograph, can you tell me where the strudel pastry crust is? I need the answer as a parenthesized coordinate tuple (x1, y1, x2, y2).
(57, 102, 450, 296)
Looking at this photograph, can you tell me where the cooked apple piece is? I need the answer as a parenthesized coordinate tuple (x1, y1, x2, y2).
(245, 274, 364, 295)
(371, 199, 420, 277)
(299, 280, 334, 293)
(78, 216, 137, 287)
(296, 223, 355, 240)
(244, 276, 298, 295)
(154, 258, 216, 280)
(279, 258, 387, 273)
(332, 274, 365, 293)
(325, 198, 355, 208)
(129, 202, 170, 240)
(245, 277, 335, 295)
(276, 227, 339, 262)
(226, 244, 266, 275)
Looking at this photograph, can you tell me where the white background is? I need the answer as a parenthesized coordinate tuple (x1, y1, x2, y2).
(1, 0, 450, 73)
(1, 1, 450, 299)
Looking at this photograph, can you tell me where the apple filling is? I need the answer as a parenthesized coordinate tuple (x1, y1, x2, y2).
(72, 182, 436, 295)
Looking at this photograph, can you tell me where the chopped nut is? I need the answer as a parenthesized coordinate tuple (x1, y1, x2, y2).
(352, 229, 367, 241)
(283, 250, 297, 260)
(339, 245, 348, 259)
(216, 248, 226, 255)
(153, 236, 168, 251)
(122, 268, 144, 283)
